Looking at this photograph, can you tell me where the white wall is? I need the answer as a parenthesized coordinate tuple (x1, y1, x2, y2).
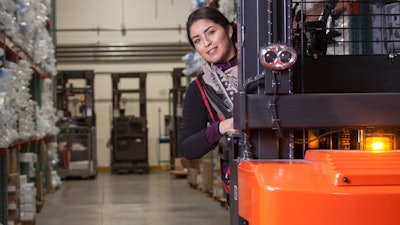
(56, 0, 191, 44)
(55, 0, 192, 167)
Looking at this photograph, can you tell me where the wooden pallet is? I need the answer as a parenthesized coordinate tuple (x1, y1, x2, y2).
(170, 169, 188, 179)
(36, 200, 44, 213)
(21, 219, 36, 225)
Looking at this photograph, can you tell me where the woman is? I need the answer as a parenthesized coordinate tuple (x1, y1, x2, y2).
(178, 6, 238, 200)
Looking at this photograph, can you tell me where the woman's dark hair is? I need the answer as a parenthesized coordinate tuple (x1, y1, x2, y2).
(186, 7, 237, 48)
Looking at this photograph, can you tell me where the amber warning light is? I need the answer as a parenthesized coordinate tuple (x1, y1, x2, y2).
(365, 136, 393, 152)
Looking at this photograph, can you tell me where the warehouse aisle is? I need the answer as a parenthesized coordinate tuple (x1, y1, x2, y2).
(36, 171, 229, 225)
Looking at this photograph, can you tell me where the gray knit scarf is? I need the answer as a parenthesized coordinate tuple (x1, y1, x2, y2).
(200, 60, 239, 120)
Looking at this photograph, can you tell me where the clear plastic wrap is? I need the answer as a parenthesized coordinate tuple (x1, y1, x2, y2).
(15, 0, 56, 73)
(18, 99, 36, 140)
(218, 0, 237, 23)
(0, 11, 14, 31)
(1, 0, 58, 148)
(0, 0, 22, 43)
(34, 26, 57, 76)
(0, 68, 19, 148)
(5, 60, 37, 141)
(16, 0, 37, 57)
(40, 0, 52, 16)
(38, 78, 60, 137)
(46, 141, 62, 188)
(181, 51, 203, 76)
(40, 78, 60, 136)
(0, 107, 19, 148)
(0, 0, 18, 14)
(5, 16, 24, 46)
(30, 1, 48, 64)
(1, 0, 56, 75)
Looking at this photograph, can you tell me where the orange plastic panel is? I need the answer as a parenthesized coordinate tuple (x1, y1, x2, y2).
(238, 150, 400, 225)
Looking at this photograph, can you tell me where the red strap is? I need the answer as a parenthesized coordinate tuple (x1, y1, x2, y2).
(217, 113, 223, 122)
(196, 78, 229, 195)
(195, 78, 217, 122)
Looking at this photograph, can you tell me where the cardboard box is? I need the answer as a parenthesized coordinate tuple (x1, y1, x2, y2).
(8, 191, 19, 204)
(170, 158, 188, 177)
(36, 171, 45, 202)
(174, 158, 185, 170)
(200, 160, 213, 193)
(212, 181, 224, 199)
(7, 148, 18, 174)
(187, 168, 198, 186)
(181, 158, 200, 170)
(7, 173, 20, 187)
(8, 208, 19, 221)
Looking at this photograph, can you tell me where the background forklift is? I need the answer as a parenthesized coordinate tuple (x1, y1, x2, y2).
(110, 73, 149, 174)
(229, 1, 400, 225)
(56, 70, 98, 179)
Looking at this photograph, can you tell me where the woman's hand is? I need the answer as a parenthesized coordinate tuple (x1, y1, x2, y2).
(218, 118, 238, 135)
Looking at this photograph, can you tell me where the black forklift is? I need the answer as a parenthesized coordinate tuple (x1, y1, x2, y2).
(110, 72, 149, 174)
(56, 70, 98, 179)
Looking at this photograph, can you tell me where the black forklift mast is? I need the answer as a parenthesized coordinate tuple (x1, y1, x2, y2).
(56, 70, 98, 179)
(168, 68, 187, 168)
(229, 1, 400, 224)
(57, 70, 96, 126)
(110, 72, 149, 174)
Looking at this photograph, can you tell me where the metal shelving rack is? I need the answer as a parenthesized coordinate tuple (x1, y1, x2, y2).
(0, 31, 54, 224)
(0, 149, 7, 225)
(0, 0, 57, 223)
(168, 68, 187, 169)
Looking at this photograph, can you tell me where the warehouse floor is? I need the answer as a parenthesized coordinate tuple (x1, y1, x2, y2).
(36, 171, 229, 225)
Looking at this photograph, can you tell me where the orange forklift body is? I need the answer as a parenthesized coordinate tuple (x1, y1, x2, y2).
(238, 150, 400, 225)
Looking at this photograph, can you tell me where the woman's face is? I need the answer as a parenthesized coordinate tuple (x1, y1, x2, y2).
(189, 19, 235, 64)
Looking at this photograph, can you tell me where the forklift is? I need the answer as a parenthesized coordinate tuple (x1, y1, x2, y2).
(56, 70, 98, 179)
(110, 72, 149, 174)
(228, 1, 400, 225)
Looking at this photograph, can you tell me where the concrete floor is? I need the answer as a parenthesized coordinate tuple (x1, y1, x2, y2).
(36, 171, 229, 225)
